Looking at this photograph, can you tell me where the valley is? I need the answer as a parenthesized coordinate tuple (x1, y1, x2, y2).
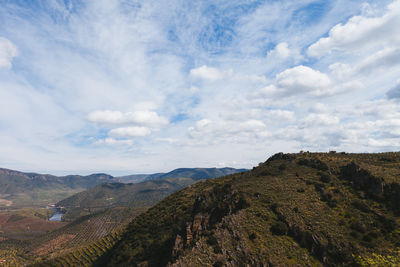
(0, 166, 246, 265)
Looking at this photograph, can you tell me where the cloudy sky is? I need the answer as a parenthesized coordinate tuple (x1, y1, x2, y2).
(0, 0, 399, 175)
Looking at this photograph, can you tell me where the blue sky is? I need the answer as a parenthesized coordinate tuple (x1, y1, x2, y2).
(0, 0, 399, 175)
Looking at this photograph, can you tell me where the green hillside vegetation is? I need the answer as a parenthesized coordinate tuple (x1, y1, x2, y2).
(57, 178, 199, 222)
(0, 168, 114, 208)
(92, 152, 400, 266)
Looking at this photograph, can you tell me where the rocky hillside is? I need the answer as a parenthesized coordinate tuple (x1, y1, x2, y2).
(96, 152, 400, 266)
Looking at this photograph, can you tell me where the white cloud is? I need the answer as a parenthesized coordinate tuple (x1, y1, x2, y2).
(265, 109, 295, 122)
(87, 110, 168, 127)
(308, 103, 329, 114)
(189, 65, 231, 81)
(0, 37, 17, 68)
(356, 47, 400, 73)
(308, 0, 400, 57)
(94, 137, 134, 146)
(0, 0, 399, 174)
(109, 126, 151, 138)
(300, 114, 340, 128)
(188, 118, 268, 145)
(156, 137, 178, 144)
(266, 42, 301, 62)
(329, 63, 353, 80)
(275, 65, 332, 96)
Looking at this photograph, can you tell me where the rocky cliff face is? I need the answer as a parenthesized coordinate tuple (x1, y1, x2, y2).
(340, 162, 400, 214)
(170, 184, 248, 262)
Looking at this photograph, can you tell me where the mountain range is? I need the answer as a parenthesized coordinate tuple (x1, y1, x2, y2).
(0, 167, 247, 208)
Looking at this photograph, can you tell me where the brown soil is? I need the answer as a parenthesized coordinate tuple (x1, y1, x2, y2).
(33, 234, 76, 256)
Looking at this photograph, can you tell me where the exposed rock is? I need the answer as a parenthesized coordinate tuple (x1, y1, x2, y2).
(186, 223, 193, 245)
(266, 152, 296, 163)
(340, 162, 385, 198)
(172, 235, 184, 258)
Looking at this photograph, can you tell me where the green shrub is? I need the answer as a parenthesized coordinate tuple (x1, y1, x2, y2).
(271, 221, 288, 235)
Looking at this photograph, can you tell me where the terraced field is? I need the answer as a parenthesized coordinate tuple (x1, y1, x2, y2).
(0, 206, 147, 266)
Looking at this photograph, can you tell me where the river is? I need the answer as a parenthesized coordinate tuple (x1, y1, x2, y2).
(49, 208, 64, 221)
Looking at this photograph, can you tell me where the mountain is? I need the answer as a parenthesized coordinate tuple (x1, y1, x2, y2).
(0, 168, 114, 207)
(93, 152, 400, 266)
(0, 167, 246, 208)
(57, 168, 247, 221)
(116, 167, 247, 183)
(57, 178, 197, 221)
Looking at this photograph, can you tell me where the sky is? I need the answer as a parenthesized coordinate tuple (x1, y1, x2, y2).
(0, 0, 399, 175)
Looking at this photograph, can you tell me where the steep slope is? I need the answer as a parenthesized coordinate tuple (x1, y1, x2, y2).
(56, 178, 198, 221)
(97, 152, 400, 266)
(0, 168, 114, 207)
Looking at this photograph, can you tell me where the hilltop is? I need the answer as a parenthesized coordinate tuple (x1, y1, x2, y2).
(97, 152, 400, 266)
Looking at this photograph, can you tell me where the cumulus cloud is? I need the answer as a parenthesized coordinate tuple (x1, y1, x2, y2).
(87, 110, 168, 127)
(254, 64, 365, 101)
(266, 42, 301, 62)
(0, 37, 17, 68)
(308, 0, 400, 57)
(189, 65, 231, 81)
(275, 65, 332, 95)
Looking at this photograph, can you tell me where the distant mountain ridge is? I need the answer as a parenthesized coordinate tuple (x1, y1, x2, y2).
(56, 178, 196, 221)
(56, 168, 247, 221)
(0, 168, 114, 207)
(0, 167, 246, 208)
(0, 168, 114, 193)
(116, 167, 248, 183)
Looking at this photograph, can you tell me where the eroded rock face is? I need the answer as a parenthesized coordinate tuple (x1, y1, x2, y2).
(340, 162, 385, 198)
(340, 162, 400, 214)
(172, 235, 183, 258)
(271, 208, 354, 266)
(170, 184, 249, 263)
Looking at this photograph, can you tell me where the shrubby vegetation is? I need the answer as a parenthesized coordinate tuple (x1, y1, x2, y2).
(100, 152, 400, 266)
